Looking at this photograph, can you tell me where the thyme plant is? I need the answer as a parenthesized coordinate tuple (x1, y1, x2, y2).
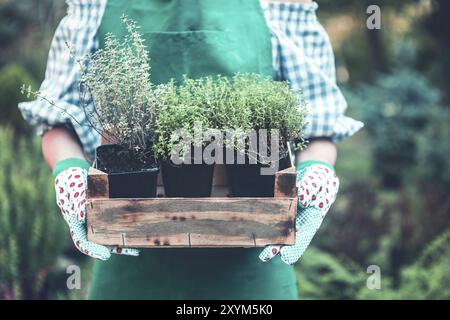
(79, 16, 161, 162)
(224, 73, 307, 160)
(23, 16, 162, 164)
(153, 79, 213, 161)
(153, 73, 307, 163)
(23, 17, 307, 166)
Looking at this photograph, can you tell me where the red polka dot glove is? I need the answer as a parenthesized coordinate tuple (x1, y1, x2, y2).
(259, 160, 339, 265)
(54, 158, 139, 260)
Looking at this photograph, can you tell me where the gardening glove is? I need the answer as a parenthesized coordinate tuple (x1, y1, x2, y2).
(54, 158, 139, 260)
(259, 160, 339, 265)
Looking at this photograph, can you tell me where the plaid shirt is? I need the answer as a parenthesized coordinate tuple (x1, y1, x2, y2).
(19, 0, 363, 158)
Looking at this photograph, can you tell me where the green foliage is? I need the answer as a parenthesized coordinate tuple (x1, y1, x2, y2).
(0, 1, 65, 77)
(348, 67, 440, 188)
(227, 73, 307, 153)
(153, 78, 213, 160)
(357, 230, 450, 299)
(23, 18, 307, 164)
(396, 230, 450, 299)
(0, 64, 36, 134)
(153, 74, 307, 161)
(417, 107, 450, 189)
(296, 247, 366, 299)
(79, 16, 161, 160)
(298, 232, 450, 300)
(0, 126, 68, 299)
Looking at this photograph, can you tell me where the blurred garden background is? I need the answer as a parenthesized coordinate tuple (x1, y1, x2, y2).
(1, 0, 450, 299)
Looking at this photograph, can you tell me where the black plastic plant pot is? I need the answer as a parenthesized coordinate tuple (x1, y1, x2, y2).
(161, 160, 214, 197)
(226, 154, 291, 197)
(106, 170, 159, 198)
(95, 144, 159, 199)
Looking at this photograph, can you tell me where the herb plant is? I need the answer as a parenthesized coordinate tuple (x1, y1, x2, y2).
(23, 16, 164, 165)
(153, 73, 307, 163)
(78, 16, 163, 163)
(224, 73, 307, 160)
(153, 79, 213, 161)
(23, 17, 307, 167)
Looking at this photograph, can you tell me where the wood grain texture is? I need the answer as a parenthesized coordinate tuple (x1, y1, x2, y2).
(87, 167, 109, 199)
(274, 166, 297, 198)
(87, 197, 296, 247)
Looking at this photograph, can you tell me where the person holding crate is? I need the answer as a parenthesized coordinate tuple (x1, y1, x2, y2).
(19, 0, 363, 299)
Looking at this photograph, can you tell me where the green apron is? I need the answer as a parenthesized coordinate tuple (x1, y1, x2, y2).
(89, 0, 298, 300)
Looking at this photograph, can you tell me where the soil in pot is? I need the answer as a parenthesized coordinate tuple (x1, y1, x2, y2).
(225, 148, 291, 197)
(95, 144, 159, 198)
(161, 160, 214, 197)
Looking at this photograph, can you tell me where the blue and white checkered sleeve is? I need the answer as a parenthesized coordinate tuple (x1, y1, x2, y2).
(18, 0, 106, 158)
(263, 1, 363, 142)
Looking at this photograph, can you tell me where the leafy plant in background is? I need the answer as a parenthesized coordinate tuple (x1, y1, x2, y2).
(348, 67, 440, 188)
(417, 108, 450, 190)
(414, 108, 450, 245)
(356, 229, 450, 299)
(0, 127, 69, 299)
(0, 64, 36, 135)
(0, 1, 65, 73)
(295, 247, 366, 299)
(397, 229, 450, 299)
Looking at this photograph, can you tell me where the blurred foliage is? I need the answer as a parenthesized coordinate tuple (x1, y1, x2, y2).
(318, 53, 450, 293)
(397, 230, 450, 299)
(0, 0, 65, 78)
(0, 127, 69, 299)
(296, 248, 366, 299)
(348, 67, 440, 188)
(300, 230, 450, 300)
(357, 229, 450, 299)
(0, 64, 36, 135)
(417, 0, 450, 103)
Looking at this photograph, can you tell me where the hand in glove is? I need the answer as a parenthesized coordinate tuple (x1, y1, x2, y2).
(54, 158, 139, 260)
(259, 160, 339, 265)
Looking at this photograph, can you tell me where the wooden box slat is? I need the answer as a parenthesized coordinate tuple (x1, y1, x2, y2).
(274, 166, 297, 198)
(87, 197, 296, 247)
(86, 164, 298, 247)
(87, 168, 109, 199)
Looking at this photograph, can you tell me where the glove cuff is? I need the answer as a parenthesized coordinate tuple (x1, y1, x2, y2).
(296, 160, 335, 172)
(53, 158, 91, 179)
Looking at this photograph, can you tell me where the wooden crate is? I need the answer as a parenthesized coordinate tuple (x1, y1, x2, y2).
(86, 164, 297, 248)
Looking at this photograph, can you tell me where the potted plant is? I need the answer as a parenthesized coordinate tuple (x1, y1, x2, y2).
(153, 78, 215, 197)
(221, 74, 307, 197)
(24, 17, 161, 198)
(23, 18, 307, 199)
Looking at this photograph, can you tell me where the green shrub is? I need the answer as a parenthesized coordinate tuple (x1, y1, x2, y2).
(0, 64, 36, 135)
(396, 230, 450, 299)
(359, 230, 450, 299)
(417, 108, 450, 190)
(348, 67, 440, 188)
(296, 247, 366, 299)
(0, 126, 68, 299)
